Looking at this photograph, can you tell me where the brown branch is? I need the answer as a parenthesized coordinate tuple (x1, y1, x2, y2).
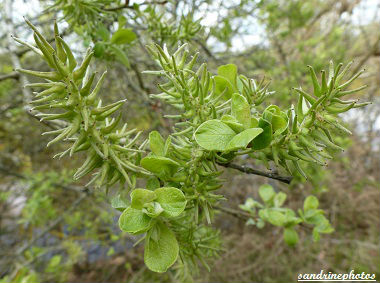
(219, 162, 293, 184)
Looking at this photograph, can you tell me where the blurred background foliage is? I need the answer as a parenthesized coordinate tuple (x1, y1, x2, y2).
(0, 0, 379, 282)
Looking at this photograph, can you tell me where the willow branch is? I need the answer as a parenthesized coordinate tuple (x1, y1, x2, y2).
(219, 162, 293, 184)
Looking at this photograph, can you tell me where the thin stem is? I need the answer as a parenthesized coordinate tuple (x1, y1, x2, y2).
(218, 162, 293, 184)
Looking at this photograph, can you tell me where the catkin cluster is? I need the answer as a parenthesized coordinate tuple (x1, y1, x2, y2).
(15, 19, 150, 189)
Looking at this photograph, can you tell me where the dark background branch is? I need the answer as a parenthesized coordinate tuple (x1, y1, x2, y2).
(219, 162, 293, 184)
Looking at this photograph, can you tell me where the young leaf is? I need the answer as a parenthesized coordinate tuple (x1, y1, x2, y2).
(94, 42, 106, 58)
(303, 195, 319, 211)
(95, 24, 110, 41)
(231, 93, 251, 128)
(217, 64, 237, 88)
(111, 194, 129, 211)
(149, 131, 165, 156)
(221, 115, 245, 133)
(147, 177, 161, 190)
(274, 192, 287, 207)
(144, 221, 179, 273)
(155, 187, 187, 218)
(140, 156, 180, 179)
(111, 28, 137, 44)
(225, 128, 263, 151)
(214, 76, 235, 99)
(284, 227, 299, 246)
(194, 119, 236, 151)
(130, 188, 157, 209)
(119, 207, 153, 234)
(265, 209, 286, 226)
(263, 105, 288, 135)
(259, 184, 275, 203)
(250, 118, 272, 150)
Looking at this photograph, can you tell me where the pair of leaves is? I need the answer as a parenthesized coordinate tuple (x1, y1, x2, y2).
(300, 195, 334, 240)
(119, 187, 186, 234)
(259, 207, 301, 227)
(195, 93, 265, 151)
(194, 119, 263, 151)
(93, 27, 136, 67)
(258, 184, 286, 207)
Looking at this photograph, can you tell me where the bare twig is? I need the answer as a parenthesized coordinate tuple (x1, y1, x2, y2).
(213, 205, 250, 221)
(219, 162, 293, 184)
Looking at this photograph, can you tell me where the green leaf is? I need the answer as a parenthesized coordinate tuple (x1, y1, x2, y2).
(274, 192, 287, 207)
(304, 195, 319, 211)
(226, 128, 263, 151)
(141, 156, 180, 179)
(149, 131, 165, 156)
(217, 64, 237, 88)
(111, 194, 128, 211)
(93, 42, 106, 58)
(95, 24, 110, 41)
(263, 105, 288, 136)
(312, 228, 320, 242)
(119, 207, 153, 234)
(221, 115, 245, 133)
(146, 177, 161, 190)
(144, 221, 179, 273)
(250, 118, 272, 150)
(194, 119, 236, 151)
(155, 187, 186, 218)
(111, 28, 137, 44)
(284, 227, 299, 246)
(231, 93, 251, 128)
(214, 76, 235, 99)
(130, 188, 157, 209)
(250, 117, 259, 128)
(259, 184, 275, 203)
(110, 45, 130, 68)
(265, 209, 286, 226)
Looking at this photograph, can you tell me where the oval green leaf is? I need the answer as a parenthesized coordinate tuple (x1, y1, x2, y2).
(231, 93, 251, 128)
(130, 188, 157, 209)
(144, 222, 179, 273)
(111, 28, 137, 44)
(119, 207, 152, 234)
(149, 131, 165, 156)
(194, 119, 236, 151)
(250, 118, 272, 150)
(140, 156, 180, 179)
(226, 128, 263, 151)
(155, 187, 186, 218)
(214, 76, 235, 99)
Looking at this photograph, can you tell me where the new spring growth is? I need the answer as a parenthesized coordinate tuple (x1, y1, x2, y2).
(15, 19, 370, 275)
(14, 19, 150, 189)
